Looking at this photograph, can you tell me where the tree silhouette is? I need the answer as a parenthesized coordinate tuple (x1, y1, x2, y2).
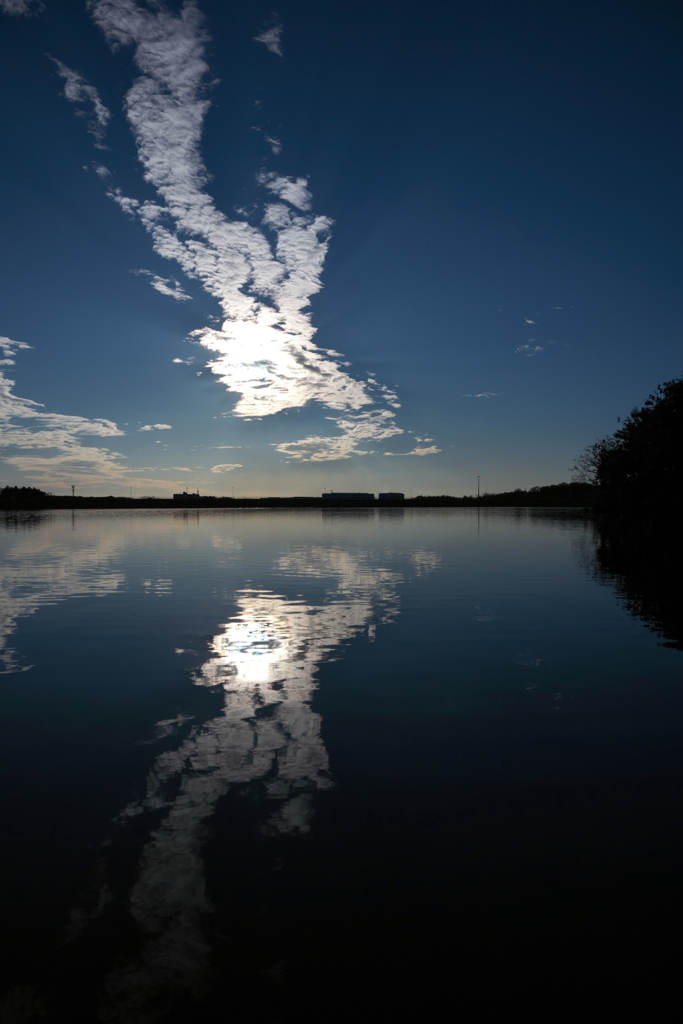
(574, 377, 683, 510)
(0, 486, 50, 506)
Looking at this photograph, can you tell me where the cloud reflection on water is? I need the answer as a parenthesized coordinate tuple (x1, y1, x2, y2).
(71, 540, 440, 1020)
(0, 513, 125, 674)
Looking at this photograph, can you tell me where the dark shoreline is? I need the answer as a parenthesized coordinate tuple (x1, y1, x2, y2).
(0, 481, 599, 511)
(0, 497, 596, 512)
(0, 498, 594, 510)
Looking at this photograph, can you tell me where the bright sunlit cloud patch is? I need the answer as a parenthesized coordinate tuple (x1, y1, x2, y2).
(82, 0, 436, 465)
(0, 0, 440, 485)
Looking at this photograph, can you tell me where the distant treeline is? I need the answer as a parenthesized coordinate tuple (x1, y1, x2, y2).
(0, 482, 597, 510)
(411, 482, 597, 506)
(0, 486, 51, 503)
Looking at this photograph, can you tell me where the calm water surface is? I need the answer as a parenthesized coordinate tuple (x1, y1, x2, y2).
(1, 508, 681, 1021)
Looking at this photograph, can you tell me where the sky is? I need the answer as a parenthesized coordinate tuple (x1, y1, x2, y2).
(1, 0, 681, 498)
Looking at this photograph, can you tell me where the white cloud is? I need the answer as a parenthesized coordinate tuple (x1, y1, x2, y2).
(251, 127, 283, 156)
(0, 335, 31, 367)
(516, 342, 545, 357)
(107, 187, 140, 217)
(172, 357, 194, 364)
(523, 318, 536, 324)
(48, 57, 111, 148)
(464, 392, 498, 398)
(383, 446, 441, 457)
(0, 341, 121, 443)
(210, 463, 242, 473)
(0, 0, 43, 15)
(253, 22, 283, 57)
(134, 269, 191, 301)
(264, 135, 282, 156)
(207, 445, 241, 449)
(258, 171, 312, 210)
(0, 338, 134, 486)
(139, 424, 172, 431)
(88, 0, 430, 462)
(0, 352, 203, 488)
(273, 410, 403, 462)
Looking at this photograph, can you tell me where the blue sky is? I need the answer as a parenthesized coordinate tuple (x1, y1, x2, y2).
(1, 0, 681, 497)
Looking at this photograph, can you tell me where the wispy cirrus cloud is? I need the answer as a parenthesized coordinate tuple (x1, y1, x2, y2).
(516, 342, 546, 357)
(0, 336, 31, 367)
(464, 392, 498, 398)
(210, 463, 242, 473)
(257, 170, 312, 209)
(82, 0, 431, 463)
(133, 269, 191, 301)
(273, 411, 441, 461)
(383, 446, 441, 457)
(48, 57, 111, 148)
(251, 127, 282, 155)
(107, 187, 140, 217)
(0, 336, 129, 485)
(264, 135, 282, 156)
(0, 339, 206, 492)
(0, 341, 120, 449)
(272, 411, 403, 462)
(139, 424, 172, 431)
(0, 0, 43, 16)
(253, 21, 283, 57)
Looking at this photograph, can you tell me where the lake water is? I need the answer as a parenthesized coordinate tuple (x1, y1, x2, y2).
(1, 508, 682, 1021)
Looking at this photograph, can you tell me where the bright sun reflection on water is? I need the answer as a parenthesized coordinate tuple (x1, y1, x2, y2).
(4, 509, 683, 1021)
(62, 536, 439, 1018)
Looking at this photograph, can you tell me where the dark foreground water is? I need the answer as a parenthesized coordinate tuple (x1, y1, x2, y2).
(1, 508, 682, 1022)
